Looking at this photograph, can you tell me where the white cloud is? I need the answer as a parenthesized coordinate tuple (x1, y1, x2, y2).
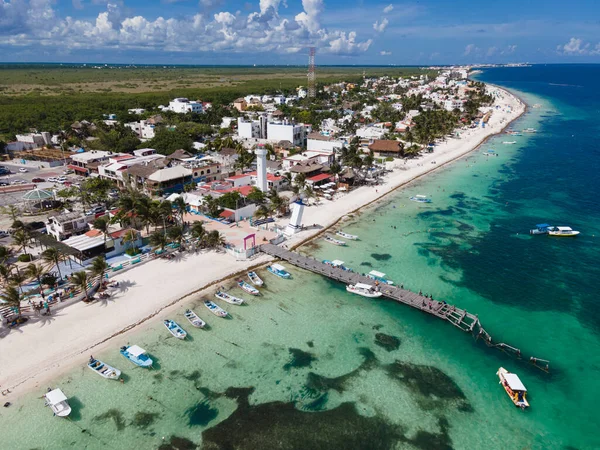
(486, 46, 497, 57)
(463, 43, 477, 56)
(383, 4, 393, 14)
(500, 44, 517, 55)
(0, 0, 372, 57)
(373, 18, 388, 33)
(557, 37, 600, 55)
(380, 50, 391, 56)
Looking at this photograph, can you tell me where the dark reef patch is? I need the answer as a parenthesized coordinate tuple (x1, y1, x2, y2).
(152, 373, 164, 383)
(360, 261, 373, 267)
(401, 417, 453, 450)
(131, 411, 160, 429)
(183, 370, 202, 383)
(385, 361, 465, 400)
(370, 253, 392, 261)
(93, 408, 127, 431)
(158, 436, 198, 450)
(186, 400, 218, 427)
(374, 333, 401, 351)
(283, 348, 317, 371)
(306, 340, 314, 348)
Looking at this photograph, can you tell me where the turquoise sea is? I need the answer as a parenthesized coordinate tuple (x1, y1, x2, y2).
(1, 65, 599, 449)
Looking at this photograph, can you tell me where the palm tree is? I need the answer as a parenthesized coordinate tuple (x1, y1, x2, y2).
(135, 195, 154, 235)
(25, 263, 47, 300)
(167, 225, 184, 247)
(0, 264, 14, 287)
(89, 256, 109, 281)
(41, 247, 64, 280)
(122, 230, 140, 255)
(190, 221, 206, 243)
(0, 286, 23, 317)
(293, 173, 307, 192)
(303, 185, 316, 205)
(93, 216, 110, 245)
(173, 196, 187, 226)
(9, 271, 26, 295)
(254, 205, 269, 221)
(12, 229, 31, 257)
(205, 230, 225, 249)
(149, 231, 168, 251)
(70, 271, 90, 302)
(0, 245, 13, 262)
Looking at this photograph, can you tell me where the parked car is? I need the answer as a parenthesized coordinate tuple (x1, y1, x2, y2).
(19, 168, 28, 173)
(47, 177, 58, 183)
(0, 182, 9, 186)
(85, 206, 105, 216)
(32, 177, 45, 183)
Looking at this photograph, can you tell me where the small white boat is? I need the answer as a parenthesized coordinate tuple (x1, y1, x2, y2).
(336, 231, 358, 240)
(323, 259, 352, 272)
(410, 195, 432, 203)
(530, 223, 551, 235)
(523, 127, 537, 133)
(346, 283, 383, 298)
(502, 141, 517, 145)
(120, 345, 153, 368)
(44, 388, 72, 417)
(204, 300, 228, 317)
(87, 357, 121, 379)
(216, 290, 245, 304)
(184, 309, 206, 328)
(367, 270, 394, 285)
(267, 263, 291, 279)
(497, 367, 529, 409)
(164, 319, 187, 339)
(548, 226, 580, 237)
(247, 271, 264, 286)
(324, 235, 346, 246)
(238, 280, 259, 296)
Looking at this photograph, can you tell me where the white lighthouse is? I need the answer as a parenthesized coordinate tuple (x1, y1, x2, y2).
(255, 146, 268, 192)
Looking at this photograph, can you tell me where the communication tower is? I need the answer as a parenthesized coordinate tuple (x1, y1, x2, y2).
(308, 47, 316, 98)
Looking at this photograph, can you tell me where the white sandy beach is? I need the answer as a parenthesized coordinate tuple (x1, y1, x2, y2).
(0, 86, 525, 400)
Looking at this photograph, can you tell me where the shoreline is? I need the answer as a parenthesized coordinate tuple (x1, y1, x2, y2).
(0, 86, 527, 402)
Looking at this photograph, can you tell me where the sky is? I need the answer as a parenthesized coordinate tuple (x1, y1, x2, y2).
(0, 0, 599, 65)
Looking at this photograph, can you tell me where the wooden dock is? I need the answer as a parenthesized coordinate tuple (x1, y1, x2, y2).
(260, 243, 550, 371)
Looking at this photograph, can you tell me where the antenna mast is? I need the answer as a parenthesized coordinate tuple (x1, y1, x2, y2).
(308, 47, 316, 99)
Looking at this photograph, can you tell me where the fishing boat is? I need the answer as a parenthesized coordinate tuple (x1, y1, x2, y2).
(367, 270, 394, 285)
(44, 388, 71, 417)
(247, 271, 264, 286)
(324, 235, 346, 246)
(523, 127, 537, 133)
(502, 141, 517, 145)
(237, 280, 259, 296)
(530, 223, 551, 235)
(410, 195, 432, 203)
(323, 259, 352, 271)
(497, 367, 529, 410)
(120, 345, 153, 368)
(184, 309, 206, 328)
(87, 357, 121, 379)
(548, 226, 580, 237)
(267, 263, 291, 279)
(204, 300, 228, 317)
(216, 290, 245, 304)
(164, 319, 187, 339)
(336, 231, 359, 240)
(346, 283, 383, 298)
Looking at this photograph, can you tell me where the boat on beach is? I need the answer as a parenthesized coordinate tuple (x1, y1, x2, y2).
(120, 345, 153, 368)
(410, 195, 432, 203)
(164, 319, 187, 339)
(367, 270, 394, 285)
(44, 388, 71, 417)
(346, 283, 383, 298)
(336, 231, 358, 240)
(237, 280, 259, 296)
(216, 290, 245, 304)
(323, 259, 352, 271)
(497, 367, 529, 409)
(87, 357, 121, 379)
(204, 300, 228, 317)
(548, 226, 580, 237)
(247, 271, 264, 286)
(267, 263, 291, 279)
(530, 223, 551, 235)
(184, 309, 206, 328)
(324, 235, 346, 246)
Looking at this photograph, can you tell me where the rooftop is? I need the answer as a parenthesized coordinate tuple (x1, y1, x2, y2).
(368, 140, 404, 153)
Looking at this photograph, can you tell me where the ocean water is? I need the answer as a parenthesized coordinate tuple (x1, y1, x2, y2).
(1, 65, 599, 449)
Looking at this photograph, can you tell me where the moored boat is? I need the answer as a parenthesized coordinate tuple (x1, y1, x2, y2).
(367, 270, 394, 285)
(323, 259, 352, 271)
(184, 309, 206, 328)
(267, 263, 291, 279)
(44, 388, 71, 417)
(502, 141, 517, 145)
(87, 357, 121, 379)
(346, 283, 383, 298)
(523, 127, 537, 133)
(164, 319, 187, 339)
(530, 223, 551, 235)
(497, 367, 529, 409)
(548, 226, 580, 237)
(204, 300, 228, 317)
(324, 235, 346, 246)
(336, 231, 359, 240)
(410, 195, 432, 203)
(247, 271, 264, 286)
(120, 345, 153, 368)
(237, 280, 259, 296)
(216, 290, 245, 304)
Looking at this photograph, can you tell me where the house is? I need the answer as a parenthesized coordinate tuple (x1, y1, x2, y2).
(145, 165, 193, 196)
(98, 153, 165, 186)
(69, 150, 113, 176)
(267, 120, 306, 146)
(289, 161, 324, 179)
(164, 98, 203, 114)
(211, 147, 239, 173)
(306, 132, 345, 154)
(46, 212, 92, 241)
(356, 125, 386, 141)
(62, 228, 143, 263)
(233, 98, 247, 112)
(368, 140, 404, 158)
(128, 108, 146, 115)
(125, 120, 158, 139)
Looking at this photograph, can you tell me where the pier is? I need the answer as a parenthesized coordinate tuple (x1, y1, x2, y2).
(260, 243, 550, 372)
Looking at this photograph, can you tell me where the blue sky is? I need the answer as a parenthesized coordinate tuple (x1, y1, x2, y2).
(1, 0, 599, 64)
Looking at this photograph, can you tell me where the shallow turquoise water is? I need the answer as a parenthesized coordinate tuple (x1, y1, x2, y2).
(1, 68, 599, 449)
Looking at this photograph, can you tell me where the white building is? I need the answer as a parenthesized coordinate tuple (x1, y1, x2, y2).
(164, 98, 203, 114)
(128, 108, 146, 115)
(125, 120, 157, 139)
(356, 125, 386, 141)
(46, 212, 92, 241)
(15, 132, 51, 147)
(237, 117, 263, 139)
(255, 147, 268, 192)
(267, 121, 306, 146)
(306, 133, 345, 154)
(443, 99, 464, 112)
